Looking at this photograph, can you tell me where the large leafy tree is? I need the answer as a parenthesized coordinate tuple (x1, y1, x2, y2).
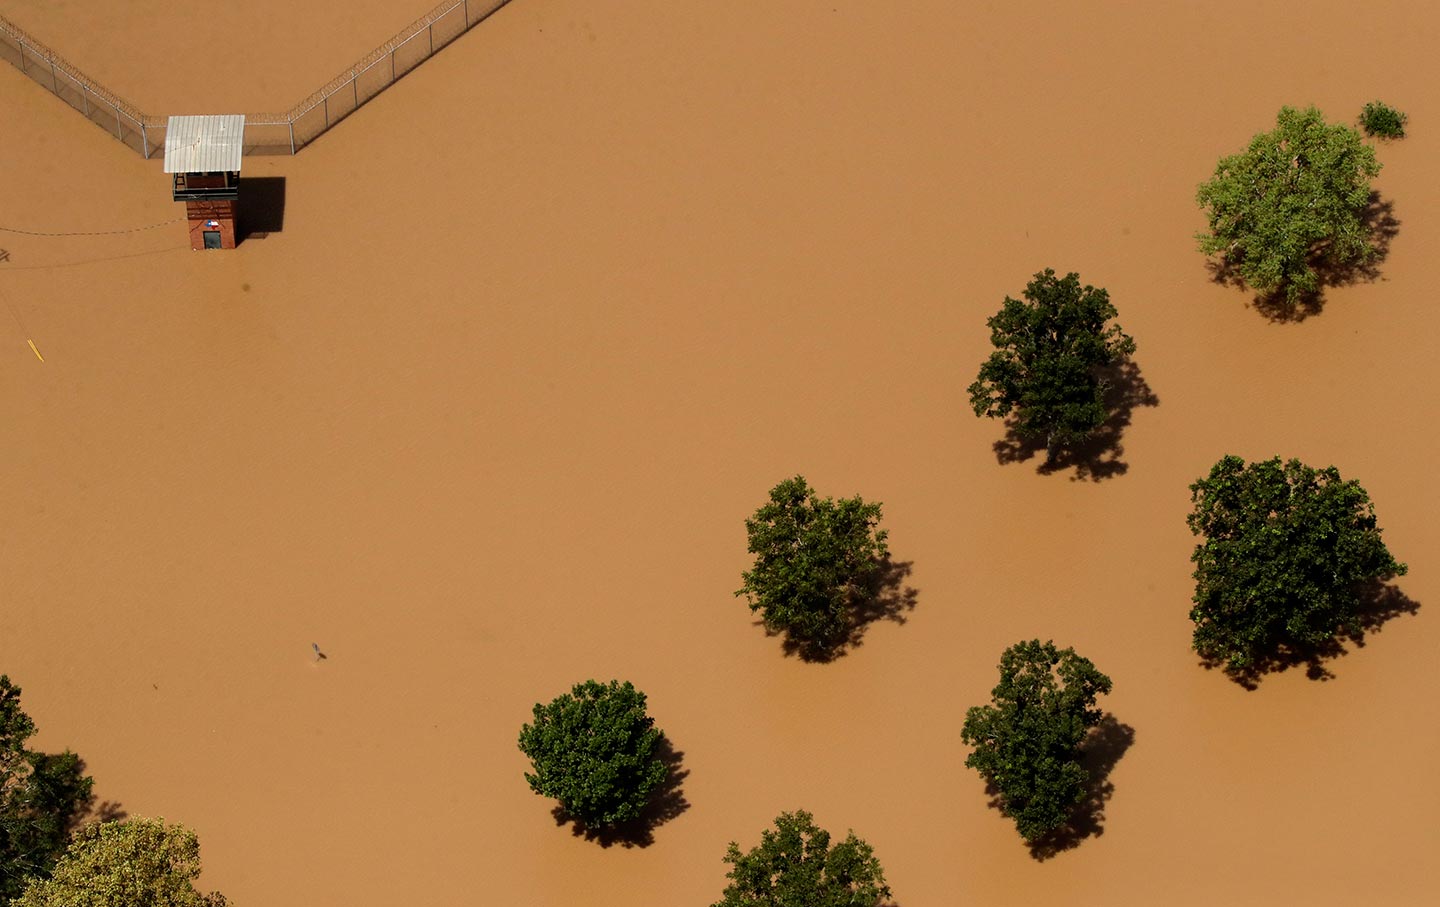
(967, 270, 1136, 461)
(713, 810, 891, 907)
(1196, 105, 1382, 309)
(14, 818, 226, 907)
(961, 641, 1112, 843)
(1187, 455, 1407, 676)
(736, 477, 889, 660)
(1, 675, 94, 903)
(518, 680, 667, 829)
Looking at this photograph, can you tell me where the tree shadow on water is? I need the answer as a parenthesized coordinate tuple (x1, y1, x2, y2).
(992, 359, 1159, 482)
(35, 755, 125, 833)
(551, 737, 689, 848)
(70, 760, 127, 829)
(1208, 191, 1400, 323)
(851, 557, 920, 647)
(764, 557, 919, 663)
(1203, 582, 1421, 689)
(88, 800, 128, 824)
(1003, 715, 1136, 862)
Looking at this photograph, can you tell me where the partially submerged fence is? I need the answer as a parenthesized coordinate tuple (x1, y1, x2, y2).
(0, 16, 155, 157)
(0, 0, 514, 158)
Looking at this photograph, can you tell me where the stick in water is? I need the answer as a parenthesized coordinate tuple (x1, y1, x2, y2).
(312, 643, 327, 661)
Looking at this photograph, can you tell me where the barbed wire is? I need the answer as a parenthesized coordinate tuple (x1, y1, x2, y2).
(0, 217, 184, 238)
(4, 1, 515, 158)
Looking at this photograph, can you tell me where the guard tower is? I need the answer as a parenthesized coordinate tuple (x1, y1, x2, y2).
(164, 115, 245, 250)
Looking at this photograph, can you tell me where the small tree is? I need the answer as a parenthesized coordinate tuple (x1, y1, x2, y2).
(713, 810, 891, 907)
(1359, 101, 1407, 139)
(1, 675, 94, 902)
(518, 680, 667, 828)
(967, 270, 1136, 461)
(14, 818, 226, 907)
(1187, 455, 1407, 676)
(736, 476, 889, 659)
(1196, 106, 1382, 308)
(961, 641, 1112, 843)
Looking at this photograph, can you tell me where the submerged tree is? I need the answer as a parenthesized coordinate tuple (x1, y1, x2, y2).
(968, 270, 1136, 461)
(713, 810, 891, 907)
(1187, 455, 1407, 677)
(14, 818, 227, 907)
(736, 476, 889, 659)
(518, 680, 667, 829)
(1196, 105, 1382, 309)
(1359, 101, 1407, 139)
(961, 641, 1112, 843)
(1, 675, 94, 902)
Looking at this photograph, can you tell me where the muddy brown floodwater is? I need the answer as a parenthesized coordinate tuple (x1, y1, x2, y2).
(2, 1, 1438, 905)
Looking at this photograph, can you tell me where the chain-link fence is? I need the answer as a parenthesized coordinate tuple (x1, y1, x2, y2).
(1, 0, 514, 159)
(0, 15, 159, 157)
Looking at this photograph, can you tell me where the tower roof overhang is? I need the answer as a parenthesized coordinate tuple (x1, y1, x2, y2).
(163, 115, 245, 174)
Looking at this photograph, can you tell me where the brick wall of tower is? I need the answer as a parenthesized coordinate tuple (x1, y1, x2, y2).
(184, 198, 237, 250)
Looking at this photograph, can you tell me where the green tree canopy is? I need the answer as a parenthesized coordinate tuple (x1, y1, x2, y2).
(1359, 101, 1407, 139)
(14, 818, 226, 907)
(1196, 105, 1382, 309)
(961, 641, 1112, 843)
(1187, 455, 1408, 677)
(967, 270, 1136, 460)
(713, 810, 891, 907)
(736, 476, 890, 660)
(1, 675, 94, 903)
(517, 680, 667, 829)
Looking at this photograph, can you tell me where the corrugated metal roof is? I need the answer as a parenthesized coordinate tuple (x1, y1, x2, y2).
(163, 115, 245, 173)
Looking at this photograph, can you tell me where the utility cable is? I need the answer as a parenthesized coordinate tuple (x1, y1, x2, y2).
(0, 217, 183, 238)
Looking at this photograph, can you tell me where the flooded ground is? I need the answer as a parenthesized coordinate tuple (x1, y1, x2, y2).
(1, 1, 1437, 904)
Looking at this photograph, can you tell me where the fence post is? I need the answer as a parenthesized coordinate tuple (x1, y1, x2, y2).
(115, 106, 122, 141)
(82, 86, 89, 118)
(18, 40, 25, 73)
(428, 23, 434, 55)
(324, 96, 329, 129)
(289, 121, 296, 155)
(142, 121, 149, 159)
(390, 49, 395, 81)
(464, 0, 470, 27)
(352, 70, 358, 109)
(49, 60, 57, 93)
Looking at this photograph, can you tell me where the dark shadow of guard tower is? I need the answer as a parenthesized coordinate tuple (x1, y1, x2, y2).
(165, 114, 244, 250)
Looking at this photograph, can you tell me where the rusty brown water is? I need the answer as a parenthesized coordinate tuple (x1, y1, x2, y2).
(1, 1, 1437, 904)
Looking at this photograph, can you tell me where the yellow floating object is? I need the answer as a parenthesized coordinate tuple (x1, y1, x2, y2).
(27, 339, 43, 362)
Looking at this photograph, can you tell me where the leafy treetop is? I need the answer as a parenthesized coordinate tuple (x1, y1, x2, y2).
(1359, 101, 1407, 139)
(967, 270, 1136, 459)
(961, 640, 1112, 843)
(14, 818, 227, 907)
(517, 679, 667, 829)
(0, 679, 36, 755)
(737, 476, 889, 660)
(1187, 455, 1407, 676)
(713, 809, 891, 907)
(1, 675, 95, 904)
(1196, 105, 1381, 308)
